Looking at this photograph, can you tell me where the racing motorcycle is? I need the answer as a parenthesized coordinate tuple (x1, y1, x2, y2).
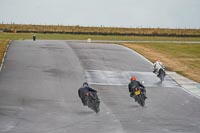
(132, 86, 146, 107)
(85, 92, 100, 113)
(157, 68, 166, 82)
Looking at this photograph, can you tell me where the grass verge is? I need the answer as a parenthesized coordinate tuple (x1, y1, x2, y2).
(121, 43, 200, 83)
(0, 39, 9, 65)
(1, 33, 200, 41)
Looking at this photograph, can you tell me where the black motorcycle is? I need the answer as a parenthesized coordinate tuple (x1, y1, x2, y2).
(158, 68, 166, 82)
(85, 92, 100, 113)
(132, 87, 146, 107)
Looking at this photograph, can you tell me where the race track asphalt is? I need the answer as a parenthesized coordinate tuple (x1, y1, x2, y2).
(0, 40, 199, 133)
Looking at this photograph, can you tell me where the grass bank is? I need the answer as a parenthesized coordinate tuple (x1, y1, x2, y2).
(122, 43, 200, 82)
(0, 39, 9, 65)
(1, 33, 200, 41)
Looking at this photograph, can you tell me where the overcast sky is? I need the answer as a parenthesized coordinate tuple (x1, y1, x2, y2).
(0, 0, 200, 28)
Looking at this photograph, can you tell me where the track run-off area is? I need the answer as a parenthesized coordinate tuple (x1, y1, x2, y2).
(0, 40, 200, 133)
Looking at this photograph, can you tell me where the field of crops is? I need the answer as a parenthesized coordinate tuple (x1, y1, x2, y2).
(0, 24, 200, 37)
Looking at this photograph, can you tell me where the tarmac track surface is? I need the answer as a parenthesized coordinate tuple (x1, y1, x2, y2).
(0, 40, 200, 133)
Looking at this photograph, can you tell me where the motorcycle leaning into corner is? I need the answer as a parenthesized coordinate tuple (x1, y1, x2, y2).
(78, 82, 100, 113)
(129, 77, 147, 107)
(153, 60, 166, 82)
(85, 91, 100, 113)
(157, 67, 166, 82)
(131, 84, 146, 107)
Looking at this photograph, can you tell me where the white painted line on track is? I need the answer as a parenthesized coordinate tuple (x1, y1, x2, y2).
(167, 72, 200, 99)
(180, 87, 200, 99)
(118, 44, 153, 65)
(91, 40, 200, 44)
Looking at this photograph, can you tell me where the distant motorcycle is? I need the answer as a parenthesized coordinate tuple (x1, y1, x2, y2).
(85, 92, 100, 113)
(33, 34, 36, 41)
(132, 86, 146, 107)
(157, 68, 166, 82)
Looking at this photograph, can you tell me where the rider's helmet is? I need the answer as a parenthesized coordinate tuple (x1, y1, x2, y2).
(83, 82, 89, 87)
(130, 76, 136, 81)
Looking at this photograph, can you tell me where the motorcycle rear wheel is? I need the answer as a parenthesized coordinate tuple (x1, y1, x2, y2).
(159, 69, 165, 82)
(137, 95, 145, 107)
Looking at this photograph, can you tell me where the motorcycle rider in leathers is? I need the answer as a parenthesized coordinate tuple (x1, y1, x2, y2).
(153, 60, 165, 76)
(78, 82, 97, 106)
(128, 76, 147, 99)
